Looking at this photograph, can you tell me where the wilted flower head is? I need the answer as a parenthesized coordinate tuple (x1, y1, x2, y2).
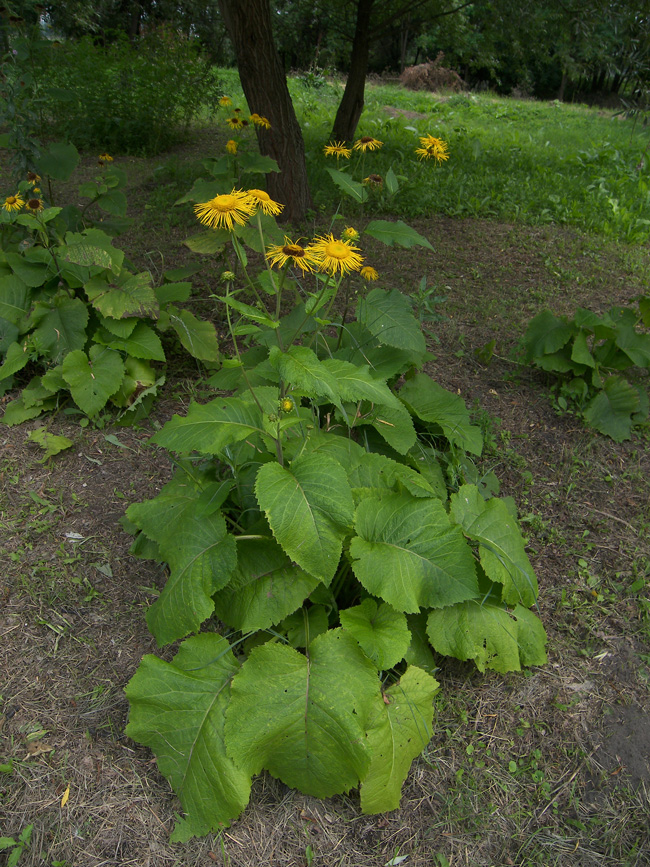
(225, 139, 238, 155)
(250, 113, 271, 130)
(353, 136, 383, 153)
(363, 174, 383, 189)
(247, 188, 283, 216)
(360, 266, 379, 281)
(98, 152, 113, 164)
(219, 95, 232, 107)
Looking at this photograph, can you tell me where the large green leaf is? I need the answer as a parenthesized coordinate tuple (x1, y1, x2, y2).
(95, 321, 165, 361)
(183, 229, 230, 254)
(255, 453, 354, 583)
(0, 273, 29, 325)
(364, 219, 433, 250)
(348, 451, 437, 502)
(326, 167, 368, 203)
(5, 252, 50, 288)
(356, 289, 426, 354)
(450, 485, 537, 607)
(30, 296, 89, 362)
(36, 141, 80, 181)
(61, 345, 124, 417)
(225, 630, 379, 796)
(583, 375, 641, 441)
(175, 178, 226, 205)
(340, 598, 411, 670)
(0, 341, 30, 380)
(350, 493, 478, 613)
(426, 599, 546, 673)
(360, 400, 418, 454)
(399, 374, 483, 456)
(169, 306, 220, 362)
(85, 271, 159, 320)
(213, 537, 320, 632)
(321, 358, 402, 409)
(524, 310, 574, 359)
(268, 344, 340, 404)
(125, 634, 251, 841)
(238, 152, 280, 174)
(152, 396, 264, 456)
(360, 666, 438, 813)
(94, 189, 127, 217)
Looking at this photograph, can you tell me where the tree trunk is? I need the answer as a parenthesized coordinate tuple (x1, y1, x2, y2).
(330, 0, 375, 143)
(218, 0, 312, 222)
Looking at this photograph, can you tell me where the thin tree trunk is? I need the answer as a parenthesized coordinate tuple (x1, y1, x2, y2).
(330, 0, 375, 142)
(218, 0, 312, 222)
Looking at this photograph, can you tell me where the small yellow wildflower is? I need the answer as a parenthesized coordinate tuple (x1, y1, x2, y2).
(323, 141, 351, 159)
(308, 233, 364, 276)
(25, 197, 43, 212)
(280, 397, 295, 413)
(226, 116, 245, 130)
(225, 139, 238, 155)
(3, 194, 24, 212)
(219, 95, 232, 107)
(342, 226, 359, 241)
(194, 189, 257, 231)
(266, 237, 319, 273)
(98, 152, 113, 163)
(32, 187, 41, 195)
(27, 171, 40, 184)
(247, 188, 284, 217)
(363, 174, 383, 188)
(250, 113, 271, 130)
(415, 135, 450, 163)
(360, 266, 379, 281)
(353, 136, 383, 153)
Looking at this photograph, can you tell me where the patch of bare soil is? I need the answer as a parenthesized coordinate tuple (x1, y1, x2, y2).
(2, 142, 650, 866)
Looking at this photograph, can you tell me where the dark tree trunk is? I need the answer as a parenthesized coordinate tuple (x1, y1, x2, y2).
(218, 0, 312, 222)
(330, 0, 376, 142)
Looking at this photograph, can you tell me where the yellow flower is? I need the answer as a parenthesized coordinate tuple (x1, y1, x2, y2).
(98, 152, 113, 162)
(225, 139, 238, 155)
(226, 116, 245, 130)
(194, 189, 257, 231)
(27, 171, 40, 184)
(415, 135, 450, 163)
(280, 397, 295, 413)
(32, 187, 41, 195)
(353, 136, 383, 153)
(342, 226, 359, 241)
(25, 197, 43, 212)
(360, 266, 379, 281)
(247, 188, 284, 217)
(363, 174, 383, 188)
(266, 236, 319, 273)
(3, 194, 24, 212)
(323, 141, 351, 159)
(308, 233, 364, 276)
(219, 95, 232, 107)
(250, 113, 271, 130)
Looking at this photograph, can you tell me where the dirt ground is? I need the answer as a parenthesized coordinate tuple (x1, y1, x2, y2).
(1, 136, 650, 867)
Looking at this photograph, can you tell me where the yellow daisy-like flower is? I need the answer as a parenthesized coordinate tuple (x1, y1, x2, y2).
(25, 197, 43, 212)
(27, 171, 40, 184)
(308, 233, 364, 276)
(342, 226, 359, 241)
(226, 116, 245, 130)
(360, 266, 379, 281)
(225, 139, 238, 155)
(247, 188, 284, 216)
(415, 135, 450, 163)
(353, 136, 383, 153)
(250, 113, 272, 130)
(3, 194, 24, 212)
(323, 141, 352, 159)
(194, 189, 257, 231)
(32, 187, 41, 195)
(98, 152, 113, 162)
(266, 236, 318, 273)
(363, 174, 383, 188)
(219, 95, 232, 107)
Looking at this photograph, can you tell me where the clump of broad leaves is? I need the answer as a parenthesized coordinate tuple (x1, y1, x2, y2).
(123, 185, 546, 840)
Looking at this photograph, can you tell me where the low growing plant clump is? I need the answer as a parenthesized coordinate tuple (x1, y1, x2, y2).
(524, 300, 650, 441)
(123, 144, 547, 839)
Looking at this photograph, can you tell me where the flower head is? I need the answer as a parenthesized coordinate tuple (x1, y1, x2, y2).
(27, 171, 40, 184)
(363, 174, 383, 189)
(280, 397, 295, 413)
(221, 270, 236, 281)
(360, 266, 379, 281)
(98, 152, 113, 163)
(226, 115, 245, 130)
(247, 188, 284, 216)
(3, 193, 24, 212)
(25, 197, 43, 212)
(353, 136, 383, 153)
(266, 236, 319, 273)
(323, 141, 351, 159)
(194, 189, 257, 231)
(415, 135, 449, 163)
(219, 95, 232, 107)
(308, 233, 364, 276)
(250, 113, 271, 130)
(225, 139, 238, 155)
(342, 226, 359, 241)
